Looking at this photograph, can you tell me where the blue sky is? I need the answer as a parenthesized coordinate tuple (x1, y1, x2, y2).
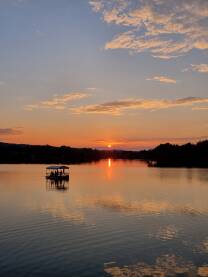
(0, 0, 208, 149)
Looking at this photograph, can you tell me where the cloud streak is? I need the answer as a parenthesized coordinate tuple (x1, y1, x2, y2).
(0, 128, 23, 136)
(71, 97, 208, 115)
(147, 76, 177, 84)
(90, 0, 208, 58)
(192, 106, 208, 111)
(191, 64, 208, 73)
(25, 92, 90, 111)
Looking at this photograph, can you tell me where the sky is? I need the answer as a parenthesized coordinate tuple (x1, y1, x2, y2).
(0, 0, 208, 150)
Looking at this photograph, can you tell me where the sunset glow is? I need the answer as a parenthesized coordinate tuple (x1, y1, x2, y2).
(1, 1, 208, 276)
(0, 0, 207, 150)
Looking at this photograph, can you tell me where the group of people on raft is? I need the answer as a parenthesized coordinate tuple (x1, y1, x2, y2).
(49, 170, 65, 178)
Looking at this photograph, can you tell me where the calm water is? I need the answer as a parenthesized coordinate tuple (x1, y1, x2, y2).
(0, 160, 208, 277)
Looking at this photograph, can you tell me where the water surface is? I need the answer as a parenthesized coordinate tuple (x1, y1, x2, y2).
(0, 160, 208, 276)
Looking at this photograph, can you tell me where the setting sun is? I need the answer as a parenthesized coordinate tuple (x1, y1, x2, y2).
(107, 144, 112, 149)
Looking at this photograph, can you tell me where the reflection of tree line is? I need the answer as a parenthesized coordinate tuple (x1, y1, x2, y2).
(0, 140, 208, 167)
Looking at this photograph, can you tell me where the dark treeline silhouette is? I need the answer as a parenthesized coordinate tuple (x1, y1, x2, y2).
(0, 142, 102, 164)
(143, 140, 208, 167)
(0, 140, 208, 167)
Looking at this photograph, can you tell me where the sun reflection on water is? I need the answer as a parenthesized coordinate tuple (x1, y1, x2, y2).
(107, 158, 113, 179)
(108, 158, 112, 168)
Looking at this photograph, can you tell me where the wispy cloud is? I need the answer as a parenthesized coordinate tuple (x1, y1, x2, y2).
(191, 64, 208, 73)
(89, 0, 103, 12)
(192, 106, 208, 111)
(87, 87, 97, 91)
(146, 76, 177, 84)
(25, 92, 90, 111)
(0, 128, 23, 136)
(90, 0, 208, 58)
(183, 63, 208, 73)
(71, 97, 208, 115)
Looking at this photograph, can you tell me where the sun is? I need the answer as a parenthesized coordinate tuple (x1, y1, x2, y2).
(107, 144, 112, 149)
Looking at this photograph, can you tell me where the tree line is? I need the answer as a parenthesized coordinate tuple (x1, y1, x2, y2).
(0, 140, 208, 167)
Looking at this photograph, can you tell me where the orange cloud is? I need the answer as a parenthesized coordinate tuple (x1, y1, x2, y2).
(24, 92, 90, 111)
(0, 127, 23, 136)
(71, 97, 208, 115)
(147, 76, 177, 84)
(191, 64, 208, 73)
(192, 106, 208, 111)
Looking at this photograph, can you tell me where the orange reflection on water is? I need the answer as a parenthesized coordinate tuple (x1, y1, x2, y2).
(104, 254, 208, 277)
(108, 158, 112, 168)
(107, 158, 112, 179)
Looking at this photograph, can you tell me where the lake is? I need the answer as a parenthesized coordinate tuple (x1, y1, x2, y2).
(0, 160, 208, 276)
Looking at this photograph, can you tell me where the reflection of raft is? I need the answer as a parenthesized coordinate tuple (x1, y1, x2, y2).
(46, 178, 69, 191)
(46, 166, 69, 180)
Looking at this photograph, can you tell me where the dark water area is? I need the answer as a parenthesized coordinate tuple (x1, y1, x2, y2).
(0, 160, 208, 276)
